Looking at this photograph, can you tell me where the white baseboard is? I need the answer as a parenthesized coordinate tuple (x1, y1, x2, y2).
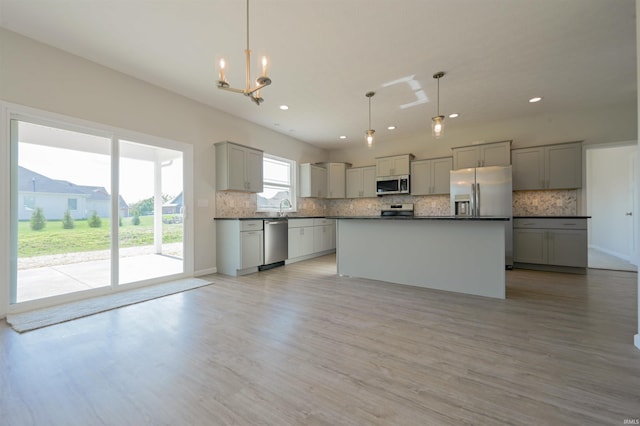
(589, 244, 631, 262)
(195, 267, 217, 276)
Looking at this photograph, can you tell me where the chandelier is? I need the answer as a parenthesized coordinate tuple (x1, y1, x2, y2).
(216, 0, 272, 105)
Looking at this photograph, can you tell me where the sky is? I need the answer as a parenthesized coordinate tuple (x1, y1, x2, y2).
(17, 120, 183, 204)
(19, 143, 183, 205)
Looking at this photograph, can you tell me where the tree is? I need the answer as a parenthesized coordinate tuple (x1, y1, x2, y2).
(131, 211, 141, 226)
(129, 194, 172, 217)
(62, 209, 75, 229)
(30, 207, 46, 231)
(88, 211, 102, 228)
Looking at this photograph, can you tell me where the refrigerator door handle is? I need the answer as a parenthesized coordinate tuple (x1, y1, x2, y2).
(476, 183, 480, 217)
(471, 183, 476, 216)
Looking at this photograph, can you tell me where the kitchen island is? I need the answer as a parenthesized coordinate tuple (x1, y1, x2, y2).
(333, 217, 509, 299)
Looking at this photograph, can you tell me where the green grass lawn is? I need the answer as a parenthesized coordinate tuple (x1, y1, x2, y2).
(18, 215, 183, 257)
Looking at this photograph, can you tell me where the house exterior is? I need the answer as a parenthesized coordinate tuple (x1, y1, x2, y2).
(17, 166, 128, 220)
(162, 192, 183, 215)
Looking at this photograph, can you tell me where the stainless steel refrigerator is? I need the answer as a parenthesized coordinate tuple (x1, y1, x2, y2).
(450, 165, 513, 267)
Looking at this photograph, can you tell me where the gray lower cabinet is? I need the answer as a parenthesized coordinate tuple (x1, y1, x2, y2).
(313, 219, 336, 252)
(513, 217, 588, 273)
(240, 230, 263, 269)
(288, 219, 315, 258)
(287, 218, 336, 263)
(216, 220, 264, 276)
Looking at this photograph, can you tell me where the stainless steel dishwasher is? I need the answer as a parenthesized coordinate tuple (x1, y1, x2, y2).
(260, 218, 288, 270)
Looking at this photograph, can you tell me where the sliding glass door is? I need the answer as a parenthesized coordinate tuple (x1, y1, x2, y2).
(9, 115, 188, 306)
(118, 140, 184, 284)
(11, 120, 112, 303)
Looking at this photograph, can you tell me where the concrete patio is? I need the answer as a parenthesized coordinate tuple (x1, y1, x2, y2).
(16, 243, 183, 303)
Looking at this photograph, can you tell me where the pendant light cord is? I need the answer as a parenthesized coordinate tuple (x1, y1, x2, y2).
(436, 75, 440, 116)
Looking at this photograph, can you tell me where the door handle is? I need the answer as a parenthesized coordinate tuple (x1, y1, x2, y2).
(626, 212, 633, 216)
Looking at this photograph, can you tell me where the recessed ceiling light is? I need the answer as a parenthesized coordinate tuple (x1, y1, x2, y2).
(279, 105, 289, 110)
(387, 126, 397, 130)
(529, 97, 543, 103)
(339, 135, 347, 140)
(448, 113, 459, 118)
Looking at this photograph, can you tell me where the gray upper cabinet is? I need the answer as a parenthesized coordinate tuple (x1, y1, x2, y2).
(346, 166, 376, 198)
(300, 162, 349, 198)
(512, 142, 582, 190)
(410, 157, 453, 195)
(452, 140, 511, 169)
(546, 143, 582, 189)
(321, 162, 350, 199)
(299, 163, 327, 198)
(511, 147, 544, 190)
(215, 141, 264, 192)
(376, 154, 413, 176)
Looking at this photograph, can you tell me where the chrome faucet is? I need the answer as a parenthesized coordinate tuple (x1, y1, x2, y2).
(279, 198, 291, 216)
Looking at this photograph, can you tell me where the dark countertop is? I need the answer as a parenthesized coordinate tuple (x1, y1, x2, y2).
(329, 216, 511, 221)
(215, 215, 511, 221)
(214, 216, 327, 220)
(514, 216, 591, 219)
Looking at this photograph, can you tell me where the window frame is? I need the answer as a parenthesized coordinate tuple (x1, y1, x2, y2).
(23, 195, 35, 211)
(257, 153, 296, 213)
(68, 198, 78, 211)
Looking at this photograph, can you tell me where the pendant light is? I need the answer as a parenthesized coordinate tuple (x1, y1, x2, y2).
(216, 0, 272, 105)
(432, 72, 445, 139)
(365, 91, 375, 149)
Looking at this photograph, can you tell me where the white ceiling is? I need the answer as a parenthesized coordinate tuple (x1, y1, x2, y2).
(0, 0, 636, 149)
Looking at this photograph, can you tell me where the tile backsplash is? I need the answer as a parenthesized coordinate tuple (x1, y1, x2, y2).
(216, 191, 326, 218)
(512, 189, 577, 216)
(327, 195, 451, 217)
(215, 189, 578, 218)
(216, 191, 258, 217)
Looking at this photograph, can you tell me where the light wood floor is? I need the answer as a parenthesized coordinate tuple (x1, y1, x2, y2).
(1, 254, 639, 425)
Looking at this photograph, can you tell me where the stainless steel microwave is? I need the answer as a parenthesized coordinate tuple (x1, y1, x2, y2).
(376, 175, 410, 195)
